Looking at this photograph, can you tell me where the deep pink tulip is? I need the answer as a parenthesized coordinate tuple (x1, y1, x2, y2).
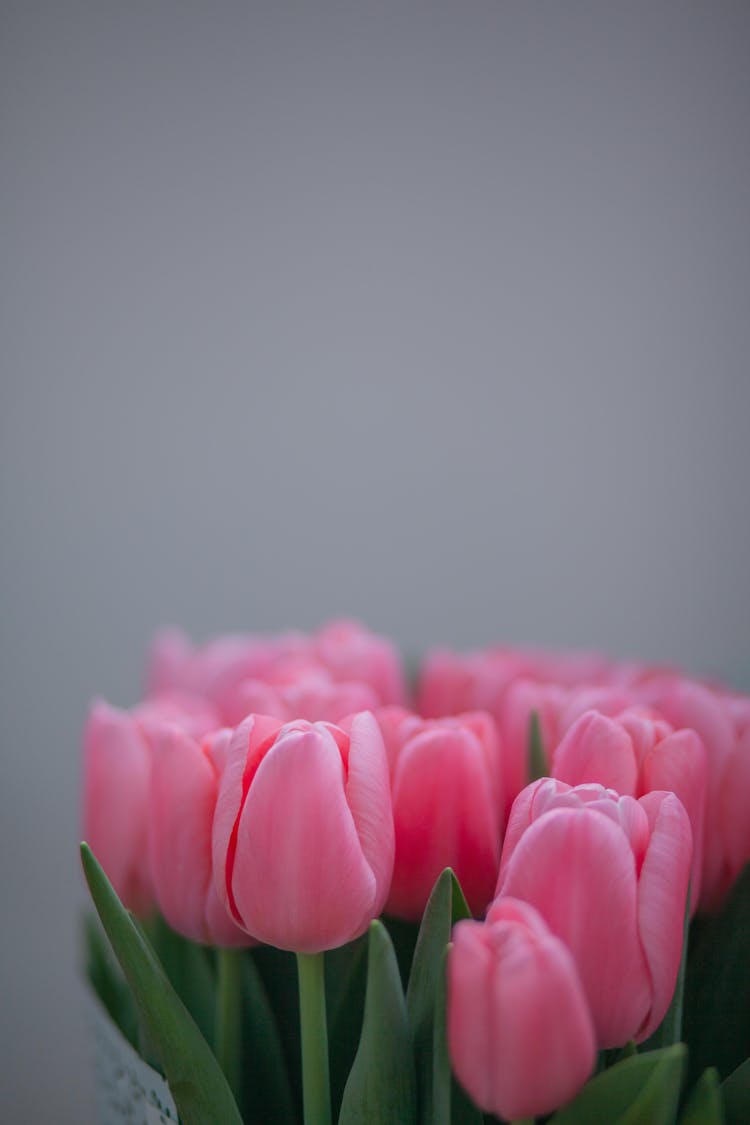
(148, 726, 252, 946)
(552, 708, 706, 909)
(377, 708, 503, 920)
(82, 695, 219, 915)
(496, 779, 692, 1047)
(448, 898, 596, 1120)
(212, 711, 394, 953)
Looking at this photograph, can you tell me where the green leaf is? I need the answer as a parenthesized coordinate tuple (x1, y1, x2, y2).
(338, 921, 417, 1125)
(143, 913, 217, 1047)
(83, 912, 140, 1049)
(80, 843, 243, 1125)
(684, 865, 750, 1082)
(679, 1068, 724, 1125)
(722, 1057, 750, 1125)
(527, 709, 548, 782)
(326, 933, 369, 1119)
(241, 952, 298, 1124)
(642, 882, 691, 1051)
(551, 1044, 686, 1125)
(405, 869, 471, 1125)
(430, 948, 482, 1125)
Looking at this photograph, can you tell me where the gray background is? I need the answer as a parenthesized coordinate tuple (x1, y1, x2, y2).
(2, 2, 749, 1119)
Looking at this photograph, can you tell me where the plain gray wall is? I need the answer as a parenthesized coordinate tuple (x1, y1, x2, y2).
(2, 2, 749, 1119)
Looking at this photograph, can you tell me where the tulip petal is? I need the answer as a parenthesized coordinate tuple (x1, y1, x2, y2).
(212, 713, 283, 923)
(641, 731, 706, 910)
(500, 807, 651, 1046)
(496, 778, 570, 894)
(343, 712, 395, 923)
(83, 701, 151, 913)
(554, 711, 639, 796)
(149, 726, 216, 944)
(636, 792, 692, 1040)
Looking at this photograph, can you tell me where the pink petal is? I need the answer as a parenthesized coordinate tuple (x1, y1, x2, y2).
(636, 791, 693, 1039)
(82, 700, 152, 913)
(499, 807, 651, 1047)
(553, 711, 639, 796)
(641, 731, 706, 911)
(149, 726, 216, 944)
(342, 712, 395, 920)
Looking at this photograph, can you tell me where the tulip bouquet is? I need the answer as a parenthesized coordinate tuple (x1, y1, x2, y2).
(81, 620, 750, 1125)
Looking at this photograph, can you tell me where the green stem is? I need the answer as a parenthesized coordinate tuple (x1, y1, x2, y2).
(296, 951, 331, 1125)
(215, 948, 243, 1103)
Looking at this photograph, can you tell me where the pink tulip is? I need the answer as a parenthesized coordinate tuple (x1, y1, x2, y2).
(496, 779, 692, 1047)
(418, 645, 612, 721)
(377, 709, 503, 920)
(448, 898, 596, 1120)
(313, 618, 407, 706)
(82, 700, 153, 915)
(222, 670, 380, 727)
(631, 676, 748, 911)
(496, 679, 570, 818)
(147, 619, 406, 721)
(148, 726, 252, 946)
(552, 708, 706, 909)
(212, 711, 394, 953)
(82, 696, 220, 915)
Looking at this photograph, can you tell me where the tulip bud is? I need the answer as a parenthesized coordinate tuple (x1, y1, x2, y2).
(553, 708, 706, 908)
(212, 711, 394, 953)
(378, 709, 503, 920)
(448, 898, 596, 1120)
(82, 701, 153, 915)
(496, 779, 692, 1047)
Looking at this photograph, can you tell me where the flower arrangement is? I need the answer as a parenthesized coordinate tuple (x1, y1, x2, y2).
(81, 619, 750, 1124)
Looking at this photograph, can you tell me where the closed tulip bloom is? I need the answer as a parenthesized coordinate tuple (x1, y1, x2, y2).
(552, 708, 706, 909)
(496, 779, 692, 1047)
(631, 676, 749, 911)
(82, 697, 220, 915)
(378, 709, 503, 920)
(448, 898, 596, 1120)
(83, 700, 153, 915)
(148, 726, 252, 947)
(212, 711, 394, 953)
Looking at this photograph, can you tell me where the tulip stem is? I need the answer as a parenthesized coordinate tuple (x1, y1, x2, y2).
(296, 951, 331, 1125)
(216, 948, 243, 1104)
